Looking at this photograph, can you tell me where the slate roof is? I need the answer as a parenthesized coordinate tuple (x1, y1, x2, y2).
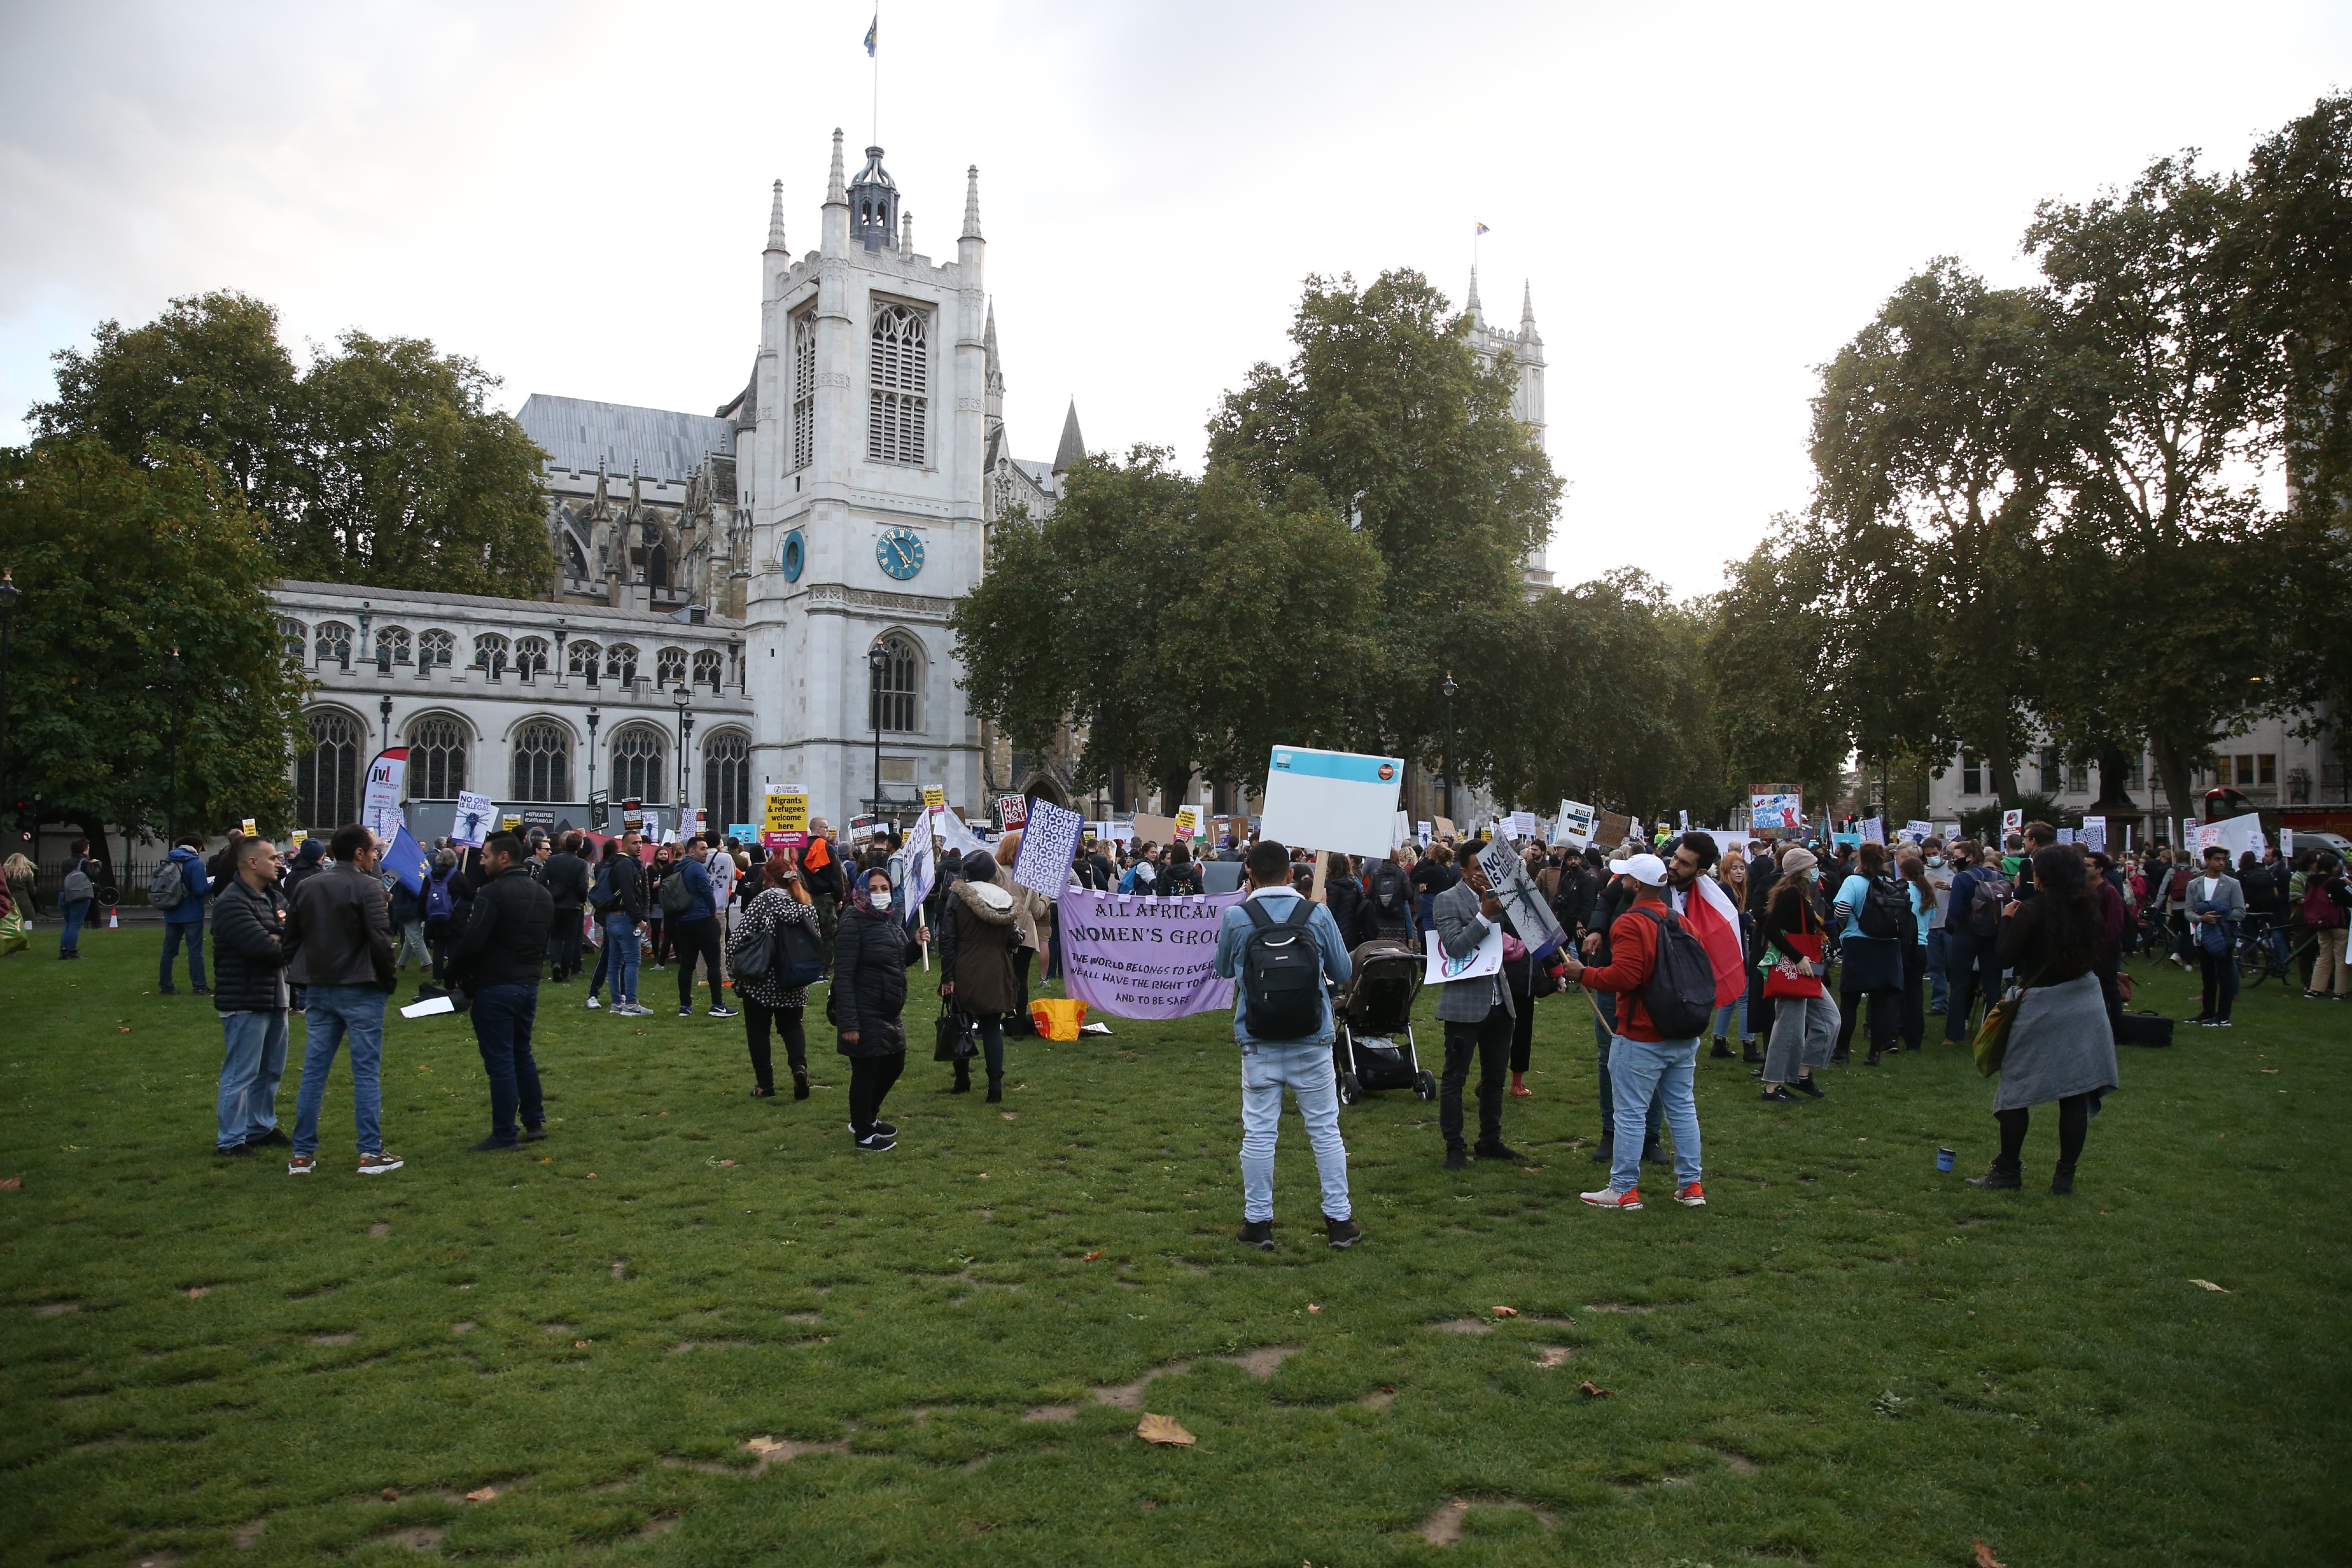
(516, 394, 735, 484)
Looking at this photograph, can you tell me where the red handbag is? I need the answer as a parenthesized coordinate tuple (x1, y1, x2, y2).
(1763, 928, 1825, 999)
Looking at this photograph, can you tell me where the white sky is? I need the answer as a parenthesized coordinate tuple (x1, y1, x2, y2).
(2, 1, 2345, 598)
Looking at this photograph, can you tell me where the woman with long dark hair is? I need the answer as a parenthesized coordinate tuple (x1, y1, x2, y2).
(1757, 848, 1834, 1102)
(1968, 845, 2120, 1195)
(729, 851, 823, 1100)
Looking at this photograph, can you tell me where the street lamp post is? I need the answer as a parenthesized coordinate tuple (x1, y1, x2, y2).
(378, 695, 393, 754)
(1441, 672, 1458, 823)
(164, 646, 184, 840)
(586, 704, 601, 825)
(867, 643, 889, 823)
(673, 684, 695, 839)
(0, 570, 20, 858)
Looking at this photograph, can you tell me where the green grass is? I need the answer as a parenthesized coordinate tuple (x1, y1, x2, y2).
(2, 930, 2345, 1567)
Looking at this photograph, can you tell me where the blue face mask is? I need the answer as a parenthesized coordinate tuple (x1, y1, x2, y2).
(1928, 856, 1945, 867)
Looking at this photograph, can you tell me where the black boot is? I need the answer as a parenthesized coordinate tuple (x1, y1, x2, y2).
(986, 1074, 1003, 1104)
(1743, 1041, 1765, 1064)
(2049, 1162, 2076, 1197)
(1967, 1157, 2022, 1190)
(1709, 1036, 1733, 1060)
(1589, 1135, 1615, 1164)
(792, 1068, 810, 1101)
(951, 1060, 971, 1095)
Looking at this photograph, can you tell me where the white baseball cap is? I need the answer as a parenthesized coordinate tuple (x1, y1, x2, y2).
(1607, 852, 1669, 888)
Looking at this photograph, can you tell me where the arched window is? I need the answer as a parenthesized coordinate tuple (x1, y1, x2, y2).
(704, 730, 751, 831)
(514, 636, 550, 681)
(277, 617, 306, 664)
(692, 649, 724, 692)
(791, 307, 816, 471)
(561, 528, 589, 580)
(417, 629, 454, 669)
(867, 301, 929, 466)
(611, 725, 668, 804)
(647, 541, 669, 590)
(567, 639, 601, 678)
(605, 643, 639, 685)
(655, 647, 688, 688)
(375, 626, 412, 666)
(510, 719, 572, 802)
(869, 631, 921, 733)
(406, 715, 469, 799)
(314, 621, 353, 671)
(474, 633, 510, 678)
(296, 708, 363, 832)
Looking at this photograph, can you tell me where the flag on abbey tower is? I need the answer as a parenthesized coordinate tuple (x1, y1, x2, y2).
(1476, 221, 1490, 235)
(864, 15, 876, 55)
(1682, 874, 1749, 1008)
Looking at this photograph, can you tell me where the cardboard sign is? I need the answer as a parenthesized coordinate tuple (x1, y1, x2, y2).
(2194, 811, 2266, 864)
(1133, 812, 1178, 845)
(451, 791, 496, 847)
(1750, 792, 1802, 834)
(997, 794, 1029, 829)
(1259, 744, 1405, 861)
(1423, 922, 1504, 986)
(1593, 810, 1634, 850)
(1433, 815, 1455, 840)
(921, 785, 946, 808)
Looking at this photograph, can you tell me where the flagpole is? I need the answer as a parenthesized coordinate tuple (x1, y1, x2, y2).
(871, 3, 880, 146)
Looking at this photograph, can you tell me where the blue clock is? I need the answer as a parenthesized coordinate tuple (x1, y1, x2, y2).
(876, 526, 924, 580)
(781, 529, 805, 582)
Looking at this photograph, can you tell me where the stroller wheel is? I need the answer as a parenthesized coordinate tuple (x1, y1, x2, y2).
(1414, 1069, 1438, 1101)
(1338, 1072, 1360, 1106)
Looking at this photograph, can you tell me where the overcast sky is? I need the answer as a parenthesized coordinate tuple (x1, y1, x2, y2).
(3, 1, 2345, 597)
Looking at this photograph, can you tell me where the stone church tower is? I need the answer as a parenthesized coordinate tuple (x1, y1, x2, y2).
(1464, 267, 1552, 594)
(736, 132, 996, 820)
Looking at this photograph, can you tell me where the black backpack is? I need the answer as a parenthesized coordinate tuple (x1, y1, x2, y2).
(1371, 861, 1408, 914)
(1858, 875, 1912, 940)
(1967, 871, 2012, 940)
(1240, 899, 1325, 1041)
(1626, 905, 1717, 1040)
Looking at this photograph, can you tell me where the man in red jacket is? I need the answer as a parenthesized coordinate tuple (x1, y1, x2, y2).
(1559, 851, 1706, 1212)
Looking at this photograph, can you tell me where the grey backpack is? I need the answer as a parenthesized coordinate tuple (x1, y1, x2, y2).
(148, 857, 189, 911)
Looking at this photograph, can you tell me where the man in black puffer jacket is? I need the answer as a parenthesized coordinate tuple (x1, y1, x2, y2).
(541, 832, 591, 982)
(212, 837, 294, 1158)
(448, 834, 556, 1152)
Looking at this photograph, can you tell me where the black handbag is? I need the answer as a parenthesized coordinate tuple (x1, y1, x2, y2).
(933, 1004, 979, 1063)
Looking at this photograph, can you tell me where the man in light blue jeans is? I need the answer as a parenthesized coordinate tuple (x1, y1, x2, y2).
(292, 986, 389, 1165)
(1212, 839, 1360, 1251)
(284, 825, 402, 1177)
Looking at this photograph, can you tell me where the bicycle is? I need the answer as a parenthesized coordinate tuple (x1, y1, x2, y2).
(2234, 913, 2314, 990)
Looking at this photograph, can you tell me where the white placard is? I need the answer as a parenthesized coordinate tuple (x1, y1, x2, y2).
(1858, 816, 1886, 846)
(451, 790, 496, 847)
(1750, 793, 1802, 834)
(399, 995, 456, 1019)
(1258, 744, 1404, 861)
(2281, 828, 2293, 858)
(1012, 799, 1084, 899)
(363, 748, 409, 845)
(1423, 921, 1504, 986)
(1509, 810, 1539, 841)
(2080, 816, 2107, 854)
(2002, 809, 2024, 836)
(1554, 799, 1596, 849)
(1900, 820, 1934, 844)
(2193, 811, 2266, 864)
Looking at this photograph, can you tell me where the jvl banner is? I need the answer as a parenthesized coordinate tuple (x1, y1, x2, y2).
(1056, 888, 1242, 1019)
(363, 748, 409, 844)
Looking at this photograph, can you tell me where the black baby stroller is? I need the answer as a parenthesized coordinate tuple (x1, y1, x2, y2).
(1332, 939, 1436, 1105)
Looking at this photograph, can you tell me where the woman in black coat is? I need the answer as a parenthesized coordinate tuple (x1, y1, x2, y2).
(829, 864, 927, 1151)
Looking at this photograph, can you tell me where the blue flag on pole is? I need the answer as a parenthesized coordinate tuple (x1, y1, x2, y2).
(864, 14, 876, 55)
(382, 823, 430, 896)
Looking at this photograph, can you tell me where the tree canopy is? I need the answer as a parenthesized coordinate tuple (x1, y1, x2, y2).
(31, 291, 551, 596)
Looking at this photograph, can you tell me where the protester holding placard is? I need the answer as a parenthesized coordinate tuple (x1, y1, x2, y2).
(1431, 859, 1522, 1170)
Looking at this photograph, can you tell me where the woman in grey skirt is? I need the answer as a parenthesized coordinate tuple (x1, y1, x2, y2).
(1758, 848, 1836, 1102)
(1969, 845, 2120, 1195)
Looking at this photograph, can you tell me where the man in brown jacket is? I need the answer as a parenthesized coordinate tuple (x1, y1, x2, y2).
(285, 824, 401, 1177)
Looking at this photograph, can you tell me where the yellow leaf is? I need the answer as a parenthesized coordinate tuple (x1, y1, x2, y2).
(2188, 1279, 2230, 1293)
(1136, 1413, 1195, 1446)
(744, 1436, 790, 1455)
(465, 1487, 497, 1502)
(1973, 1540, 2005, 1568)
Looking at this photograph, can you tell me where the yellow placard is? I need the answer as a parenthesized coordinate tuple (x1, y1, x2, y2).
(502, 815, 522, 831)
(765, 790, 809, 835)
(240, 818, 257, 837)
(921, 785, 946, 808)
(290, 828, 308, 845)
(1172, 805, 1200, 839)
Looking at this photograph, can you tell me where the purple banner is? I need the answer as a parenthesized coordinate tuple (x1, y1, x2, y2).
(1055, 888, 1243, 1020)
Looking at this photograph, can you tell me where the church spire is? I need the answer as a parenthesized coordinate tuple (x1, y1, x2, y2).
(1466, 265, 1483, 326)
(1052, 400, 1085, 477)
(826, 129, 848, 205)
(765, 179, 788, 253)
(901, 208, 914, 252)
(962, 165, 983, 239)
(1520, 280, 1540, 344)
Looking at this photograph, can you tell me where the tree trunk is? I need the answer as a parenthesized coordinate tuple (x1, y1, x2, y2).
(2149, 737, 2197, 845)
(75, 816, 115, 892)
(1159, 769, 1193, 821)
(1983, 734, 2021, 806)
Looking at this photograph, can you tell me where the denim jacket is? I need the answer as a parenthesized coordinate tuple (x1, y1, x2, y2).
(1212, 887, 1352, 1046)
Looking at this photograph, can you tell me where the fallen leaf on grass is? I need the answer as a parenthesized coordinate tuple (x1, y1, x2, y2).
(1306, 1303, 1322, 1314)
(718, 1159, 736, 1167)
(186, 1287, 209, 1298)
(1974, 1540, 2005, 1568)
(573, 1340, 590, 1349)
(1136, 1413, 1195, 1446)
(1577, 1381, 1613, 1398)
(2189, 1279, 2231, 1293)
(118, 1027, 131, 1034)
(1534, 1348, 1572, 1369)
(0, 1177, 19, 1191)
(586, 1173, 597, 1180)
(744, 1436, 790, 1456)
(1001, 1112, 1018, 1121)
(1491, 1306, 1519, 1318)
(465, 1487, 497, 1502)
(380, 1487, 399, 1502)
(1082, 1250, 1106, 1262)
(2260, 1068, 2279, 1074)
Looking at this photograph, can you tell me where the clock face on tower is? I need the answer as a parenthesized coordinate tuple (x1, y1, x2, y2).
(781, 529, 805, 582)
(876, 527, 924, 581)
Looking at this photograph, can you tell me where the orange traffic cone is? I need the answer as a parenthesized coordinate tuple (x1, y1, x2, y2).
(107, 909, 119, 930)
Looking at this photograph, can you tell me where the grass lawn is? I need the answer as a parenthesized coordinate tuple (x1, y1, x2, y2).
(2, 926, 2346, 1567)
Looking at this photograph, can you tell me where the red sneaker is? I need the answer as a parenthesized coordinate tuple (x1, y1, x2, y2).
(1675, 1182, 1706, 1208)
(1578, 1186, 1642, 1212)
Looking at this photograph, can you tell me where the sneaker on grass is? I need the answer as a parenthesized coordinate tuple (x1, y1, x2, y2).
(707, 1006, 738, 1019)
(1675, 1182, 1706, 1207)
(1579, 1186, 1643, 1212)
(846, 1121, 897, 1138)
(356, 1151, 404, 1177)
(853, 1131, 895, 1153)
(287, 1155, 315, 1176)
(584, 995, 601, 1010)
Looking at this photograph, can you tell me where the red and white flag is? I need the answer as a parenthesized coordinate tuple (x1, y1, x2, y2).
(1681, 875, 1749, 1008)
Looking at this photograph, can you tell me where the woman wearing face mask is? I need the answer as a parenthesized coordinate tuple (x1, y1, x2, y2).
(1922, 843, 1956, 1016)
(829, 865, 928, 1151)
(1757, 848, 1834, 1102)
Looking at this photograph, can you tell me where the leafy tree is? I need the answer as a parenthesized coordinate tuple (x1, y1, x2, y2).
(31, 295, 551, 595)
(1205, 270, 1561, 791)
(0, 439, 307, 875)
(951, 448, 1385, 812)
(1703, 524, 1850, 811)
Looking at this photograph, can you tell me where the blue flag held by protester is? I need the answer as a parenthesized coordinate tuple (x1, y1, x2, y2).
(382, 823, 429, 895)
